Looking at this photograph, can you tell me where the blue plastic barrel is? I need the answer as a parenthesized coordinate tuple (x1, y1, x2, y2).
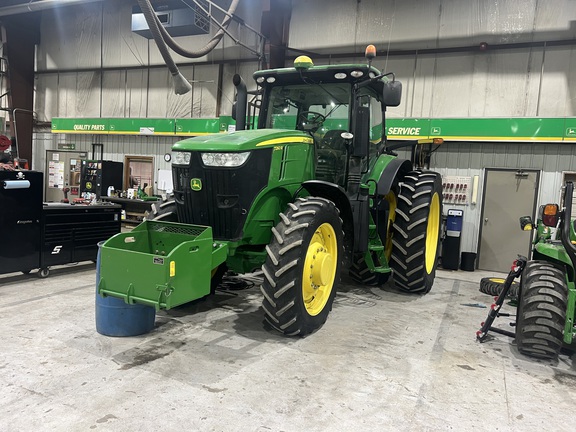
(95, 241, 156, 336)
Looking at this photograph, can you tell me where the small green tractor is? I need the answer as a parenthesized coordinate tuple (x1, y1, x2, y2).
(514, 183, 576, 359)
(98, 48, 443, 336)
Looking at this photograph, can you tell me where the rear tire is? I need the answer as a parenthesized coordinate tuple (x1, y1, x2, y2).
(516, 260, 567, 360)
(261, 197, 343, 336)
(390, 170, 442, 293)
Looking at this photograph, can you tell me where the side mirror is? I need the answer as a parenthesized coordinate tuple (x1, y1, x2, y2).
(519, 216, 533, 231)
(382, 80, 402, 107)
(542, 204, 560, 227)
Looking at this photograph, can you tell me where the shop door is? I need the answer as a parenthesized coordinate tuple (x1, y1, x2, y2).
(478, 169, 539, 273)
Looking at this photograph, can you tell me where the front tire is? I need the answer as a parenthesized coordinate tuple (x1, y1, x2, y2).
(390, 170, 442, 293)
(516, 260, 567, 360)
(148, 198, 178, 222)
(261, 197, 343, 336)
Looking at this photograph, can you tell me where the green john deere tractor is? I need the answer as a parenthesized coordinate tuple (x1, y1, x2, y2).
(98, 49, 443, 336)
(514, 183, 576, 359)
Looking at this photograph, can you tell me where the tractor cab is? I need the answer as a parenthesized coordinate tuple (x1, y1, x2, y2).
(246, 52, 402, 188)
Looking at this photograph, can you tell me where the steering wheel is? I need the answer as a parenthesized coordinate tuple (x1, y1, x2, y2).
(298, 110, 326, 132)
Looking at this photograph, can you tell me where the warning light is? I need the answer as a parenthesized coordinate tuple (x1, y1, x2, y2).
(365, 45, 376, 60)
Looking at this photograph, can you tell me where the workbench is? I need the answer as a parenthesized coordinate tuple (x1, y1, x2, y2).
(101, 196, 159, 224)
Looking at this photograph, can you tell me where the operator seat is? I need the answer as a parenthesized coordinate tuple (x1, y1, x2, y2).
(316, 129, 347, 185)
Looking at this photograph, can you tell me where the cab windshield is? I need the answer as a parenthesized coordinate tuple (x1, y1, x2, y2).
(265, 83, 351, 135)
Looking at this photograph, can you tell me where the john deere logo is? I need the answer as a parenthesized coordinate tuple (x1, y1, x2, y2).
(190, 178, 202, 191)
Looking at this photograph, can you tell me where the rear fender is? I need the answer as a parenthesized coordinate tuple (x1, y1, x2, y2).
(533, 242, 574, 281)
(372, 157, 413, 197)
(302, 180, 353, 266)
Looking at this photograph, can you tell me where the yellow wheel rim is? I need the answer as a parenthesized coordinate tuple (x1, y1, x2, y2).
(489, 278, 505, 284)
(302, 222, 338, 316)
(425, 193, 440, 274)
(384, 191, 397, 261)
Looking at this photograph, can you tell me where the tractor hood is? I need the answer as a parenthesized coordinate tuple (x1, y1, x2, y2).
(172, 129, 313, 152)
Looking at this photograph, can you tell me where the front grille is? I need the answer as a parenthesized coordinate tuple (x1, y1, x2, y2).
(149, 222, 206, 237)
(173, 149, 272, 240)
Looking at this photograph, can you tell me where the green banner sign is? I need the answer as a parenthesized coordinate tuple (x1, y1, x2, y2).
(428, 118, 566, 142)
(52, 118, 109, 134)
(175, 118, 227, 136)
(52, 116, 576, 142)
(386, 119, 429, 139)
(108, 118, 175, 135)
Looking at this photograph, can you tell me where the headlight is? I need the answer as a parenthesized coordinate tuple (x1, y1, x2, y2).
(201, 152, 250, 167)
(173, 151, 191, 165)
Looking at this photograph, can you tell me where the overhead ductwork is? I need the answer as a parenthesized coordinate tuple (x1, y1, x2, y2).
(131, 0, 210, 39)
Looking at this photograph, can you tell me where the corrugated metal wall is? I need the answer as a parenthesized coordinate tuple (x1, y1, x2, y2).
(290, 0, 576, 51)
(395, 141, 576, 255)
(28, 0, 576, 256)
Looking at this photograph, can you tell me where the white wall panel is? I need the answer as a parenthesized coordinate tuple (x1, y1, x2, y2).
(101, 71, 125, 117)
(290, 0, 360, 53)
(102, 0, 149, 68)
(146, 69, 171, 117)
(33, 0, 576, 121)
(533, 0, 576, 40)
(427, 53, 476, 117)
(34, 74, 59, 122)
(37, 3, 102, 71)
(477, 49, 541, 117)
(56, 73, 76, 117)
(538, 46, 576, 117)
(126, 69, 148, 117)
(75, 71, 102, 117)
(191, 65, 219, 118)
(290, 0, 576, 53)
(410, 57, 436, 118)
(53, 72, 101, 117)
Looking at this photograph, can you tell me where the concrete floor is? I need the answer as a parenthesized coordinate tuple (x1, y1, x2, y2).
(1, 262, 575, 432)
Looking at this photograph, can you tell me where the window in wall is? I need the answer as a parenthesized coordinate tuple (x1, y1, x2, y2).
(124, 155, 154, 193)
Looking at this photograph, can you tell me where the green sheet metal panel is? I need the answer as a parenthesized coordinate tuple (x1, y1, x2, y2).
(429, 118, 565, 142)
(52, 117, 576, 142)
(108, 118, 175, 135)
(175, 118, 227, 136)
(386, 118, 430, 139)
(51, 118, 109, 134)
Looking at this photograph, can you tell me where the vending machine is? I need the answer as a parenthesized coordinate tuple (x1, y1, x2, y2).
(442, 209, 464, 270)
